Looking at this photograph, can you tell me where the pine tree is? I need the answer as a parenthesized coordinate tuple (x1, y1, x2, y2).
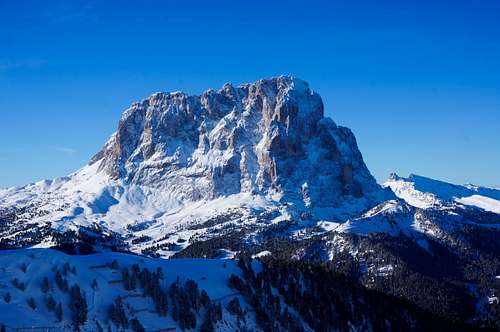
(110, 259, 119, 270)
(156, 267, 164, 279)
(95, 320, 104, 332)
(91, 279, 98, 290)
(130, 318, 146, 332)
(41, 276, 50, 293)
(56, 302, 63, 322)
(131, 263, 140, 276)
(215, 302, 223, 321)
(46, 295, 56, 311)
(122, 267, 132, 290)
(12, 278, 25, 291)
(227, 297, 242, 316)
(200, 318, 214, 332)
(27, 297, 36, 310)
(69, 284, 88, 328)
(107, 296, 128, 329)
(3, 292, 11, 303)
(55, 270, 68, 292)
(63, 262, 70, 276)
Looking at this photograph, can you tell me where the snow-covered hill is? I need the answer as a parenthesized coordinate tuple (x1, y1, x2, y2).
(0, 249, 247, 331)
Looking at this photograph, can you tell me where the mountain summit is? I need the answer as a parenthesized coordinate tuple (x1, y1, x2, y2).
(90, 76, 385, 208)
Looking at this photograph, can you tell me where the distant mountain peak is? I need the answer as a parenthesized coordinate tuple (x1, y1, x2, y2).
(385, 173, 500, 213)
(388, 172, 400, 181)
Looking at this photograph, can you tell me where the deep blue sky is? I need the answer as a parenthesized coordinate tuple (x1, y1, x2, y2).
(1, 0, 499, 188)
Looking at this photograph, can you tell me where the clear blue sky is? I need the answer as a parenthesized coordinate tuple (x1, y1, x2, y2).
(1, 0, 499, 188)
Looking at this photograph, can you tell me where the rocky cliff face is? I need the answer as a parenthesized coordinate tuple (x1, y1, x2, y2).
(90, 76, 385, 209)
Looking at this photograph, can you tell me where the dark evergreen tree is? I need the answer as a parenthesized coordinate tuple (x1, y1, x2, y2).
(46, 295, 56, 311)
(55, 270, 68, 292)
(27, 297, 36, 310)
(107, 296, 128, 329)
(63, 262, 70, 276)
(131, 263, 141, 276)
(91, 279, 98, 290)
(200, 318, 214, 332)
(41, 276, 50, 293)
(95, 320, 104, 332)
(227, 297, 243, 317)
(156, 266, 164, 279)
(122, 267, 130, 290)
(130, 318, 146, 332)
(69, 284, 88, 328)
(3, 292, 11, 303)
(11, 278, 25, 291)
(56, 302, 63, 322)
(122, 267, 136, 291)
(133, 266, 167, 315)
(215, 302, 223, 321)
(110, 259, 119, 270)
(200, 290, 210, 307)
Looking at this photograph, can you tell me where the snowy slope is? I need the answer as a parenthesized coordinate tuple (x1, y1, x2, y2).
(384, 173, 500, 214)
(456, 195, 500, 214)
(0, 248, 256, 331)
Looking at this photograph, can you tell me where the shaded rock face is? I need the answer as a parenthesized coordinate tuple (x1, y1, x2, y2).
(91, 76, 383, 208)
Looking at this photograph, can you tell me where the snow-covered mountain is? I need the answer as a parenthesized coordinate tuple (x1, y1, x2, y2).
(0, 76, 498, 257)
(0, 76, 394, 255)
(385, 173, 500, 214)
(0, 76, 498, 260)
(1, 76, 499, 330)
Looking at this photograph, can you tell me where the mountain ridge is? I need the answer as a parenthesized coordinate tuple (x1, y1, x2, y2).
(385, 172, 500, 214)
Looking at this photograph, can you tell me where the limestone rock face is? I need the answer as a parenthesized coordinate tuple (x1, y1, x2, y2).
(91, 76, 386, 208)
